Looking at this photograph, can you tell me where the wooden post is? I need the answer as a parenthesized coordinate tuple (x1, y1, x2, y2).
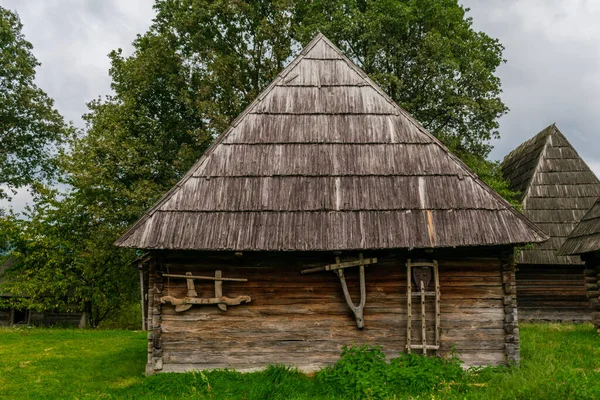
(434, 260, 440, 348)
(139, 262, 146, 331)
(215, 270, 227, 311)
(149, 257, 164, 374)
(406, 259, 412, 354)
(501, 250, 519, 365)
(584, 260, 600, 331)
(185, 272, 198, 297)
(420, 280, 427, 355)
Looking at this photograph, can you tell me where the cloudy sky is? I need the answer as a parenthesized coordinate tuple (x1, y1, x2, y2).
(2, 0, 600, 210)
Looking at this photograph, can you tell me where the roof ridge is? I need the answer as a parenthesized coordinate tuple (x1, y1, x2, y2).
(520, 129, 553, 205)
(502, 124, 553, 169)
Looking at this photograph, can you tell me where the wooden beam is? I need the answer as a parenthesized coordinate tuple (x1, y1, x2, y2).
(301, 257, 377, 274)
(162, 273, 247, 282)
(434, 260, 441, 348)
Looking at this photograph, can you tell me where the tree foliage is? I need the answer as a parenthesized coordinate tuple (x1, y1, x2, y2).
(293, 0, 507, 159)
(0, 187, 138, 327)
(1, 0, 516, 327)
(0, 7, 71, 198)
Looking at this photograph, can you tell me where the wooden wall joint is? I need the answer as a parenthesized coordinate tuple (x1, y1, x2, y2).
(149, 259, 164, 373)
(586, 262, 600, 331)
(501, 249, 519, 365)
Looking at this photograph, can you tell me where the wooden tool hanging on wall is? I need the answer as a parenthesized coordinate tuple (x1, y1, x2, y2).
(159, 271, 251, 312)
(406, 259, 440, 355)
(301, 253, 377, 328)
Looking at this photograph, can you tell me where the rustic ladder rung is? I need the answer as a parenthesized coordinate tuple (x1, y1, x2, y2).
(409, 262, 437, 268)
(411, 291, 436, 297)
(407, 345, 440, 350)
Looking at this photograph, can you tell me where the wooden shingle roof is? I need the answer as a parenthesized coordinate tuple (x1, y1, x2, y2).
(501, 124, 600, 264)
(559, 197, 600, 255)
(115, 34, 547, 251)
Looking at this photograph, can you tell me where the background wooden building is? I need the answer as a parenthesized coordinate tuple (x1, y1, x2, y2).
(117, 34, 547, 374)
(0, 257, 83, 327)
(501, 125, 600, 322)
(560, 197, 600, 331)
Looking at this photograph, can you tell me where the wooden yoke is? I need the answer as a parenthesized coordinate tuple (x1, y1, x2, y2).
(160, 270, 251, 312)
(302, 253, 376, 328)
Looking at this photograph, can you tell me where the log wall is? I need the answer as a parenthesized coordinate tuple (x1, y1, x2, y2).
(582, 256, 600, 331)
(0, 305, 82, 327)
(29, 311, 83, 327)
(0, 308, 10, 326)
(146, 248, 518, 374)
(516, 264, 590, 322)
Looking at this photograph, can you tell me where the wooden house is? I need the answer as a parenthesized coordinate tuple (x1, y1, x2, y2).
(116, 34, 547, 374)
(559, 198, 600, 331)
(0, 257, 83, 327)
(501, 125, 600, 322)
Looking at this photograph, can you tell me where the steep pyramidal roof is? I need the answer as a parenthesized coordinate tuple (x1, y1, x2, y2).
(116, 34, 547, 251)
(502, 124, 600, 264)
(559, 197, 600, 255)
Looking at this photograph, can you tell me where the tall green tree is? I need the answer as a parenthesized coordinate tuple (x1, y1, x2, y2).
(0, 7, 71, 198)
(0, 187, 138, 328)
(294, 0, 508, 160)
(1, 0, 517, 327)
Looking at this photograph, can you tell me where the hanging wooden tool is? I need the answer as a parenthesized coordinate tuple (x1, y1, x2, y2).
(160, 270, 251, 312)
(301, 253, 377, 328)
(406, 259, 440, 355)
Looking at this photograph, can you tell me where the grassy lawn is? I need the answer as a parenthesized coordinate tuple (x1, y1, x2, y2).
(1, 324, 599, 399)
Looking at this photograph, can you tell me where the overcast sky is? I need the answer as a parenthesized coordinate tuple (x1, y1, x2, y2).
(2, 0, 600, 211)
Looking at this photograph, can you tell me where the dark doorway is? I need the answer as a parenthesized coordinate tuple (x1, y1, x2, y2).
(12, 308, 28, 325)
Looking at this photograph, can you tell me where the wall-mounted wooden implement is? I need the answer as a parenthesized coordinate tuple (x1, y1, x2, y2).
(160, 271, 251, 312)
(301, 253, 377, 328)
(406, 259, 440, 355)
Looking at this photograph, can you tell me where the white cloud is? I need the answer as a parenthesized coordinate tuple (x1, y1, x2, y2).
(462, 0, 600, 172)
(0, 0, 155, 126)
(0, 0, 155, 211)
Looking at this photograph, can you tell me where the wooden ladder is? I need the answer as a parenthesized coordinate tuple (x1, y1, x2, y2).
(406, 259, 440, 355)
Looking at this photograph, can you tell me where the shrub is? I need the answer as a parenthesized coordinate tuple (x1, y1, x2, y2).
(317, 345, 468, 399)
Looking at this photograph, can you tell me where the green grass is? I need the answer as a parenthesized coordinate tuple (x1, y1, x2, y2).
(0, 324, 599, 399)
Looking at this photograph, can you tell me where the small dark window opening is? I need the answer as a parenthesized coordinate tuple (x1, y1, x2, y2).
(11, 308, 28, 325)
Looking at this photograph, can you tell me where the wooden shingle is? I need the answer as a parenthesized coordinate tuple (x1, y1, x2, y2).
(559, 198, 600, 255)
